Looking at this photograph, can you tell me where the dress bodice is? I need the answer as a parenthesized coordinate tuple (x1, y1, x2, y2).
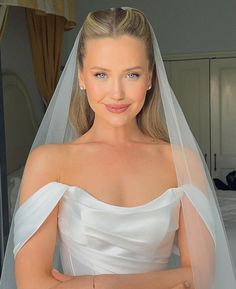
(57, 184, 182, 275)
(13, 182, 215, 276)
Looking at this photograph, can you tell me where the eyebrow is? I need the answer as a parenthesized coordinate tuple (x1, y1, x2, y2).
(90, 66, 143, 71)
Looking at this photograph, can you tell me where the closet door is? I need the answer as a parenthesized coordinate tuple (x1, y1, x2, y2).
(169, 59, 210, 170)
(211, 58, 236, 180)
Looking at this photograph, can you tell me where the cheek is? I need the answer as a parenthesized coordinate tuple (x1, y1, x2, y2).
(85, 74, 108, 99)
(86, 83, 104, 102)
(131, 84, 148, 102)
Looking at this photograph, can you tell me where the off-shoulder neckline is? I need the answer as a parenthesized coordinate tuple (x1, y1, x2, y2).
(49, 181, 181, 211)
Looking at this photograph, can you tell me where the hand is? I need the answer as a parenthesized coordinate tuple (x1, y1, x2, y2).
(171, 281, 191, 289)
(51, 269, 94, 289)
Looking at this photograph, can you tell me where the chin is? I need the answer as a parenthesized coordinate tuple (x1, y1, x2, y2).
(110, 117, 138, 127)
(107, 119, 131, 127)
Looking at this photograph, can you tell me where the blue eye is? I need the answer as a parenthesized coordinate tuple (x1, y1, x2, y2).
(127, 73, 140, 79)
(94, 72, 140, 79)
(94, 73, 107, 79)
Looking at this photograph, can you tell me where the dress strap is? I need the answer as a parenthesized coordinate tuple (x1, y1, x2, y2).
(13, 182, 69, 258)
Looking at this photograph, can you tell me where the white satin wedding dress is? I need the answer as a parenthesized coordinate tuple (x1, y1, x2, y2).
(13, 182, 214, 275)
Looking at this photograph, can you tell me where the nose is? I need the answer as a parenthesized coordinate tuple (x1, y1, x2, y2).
(110, 78, 125, 100)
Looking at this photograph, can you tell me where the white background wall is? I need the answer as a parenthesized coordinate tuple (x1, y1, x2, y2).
(62, 0, 236, 63)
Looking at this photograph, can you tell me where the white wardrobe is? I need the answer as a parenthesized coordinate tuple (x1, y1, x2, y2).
(164, 57, 236, 182)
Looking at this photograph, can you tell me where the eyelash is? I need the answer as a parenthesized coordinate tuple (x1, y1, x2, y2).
(94, 72, 140, 79)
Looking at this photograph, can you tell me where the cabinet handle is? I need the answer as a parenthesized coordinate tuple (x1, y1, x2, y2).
(204, 153, 207, 163)
(214, 153, 217, 171)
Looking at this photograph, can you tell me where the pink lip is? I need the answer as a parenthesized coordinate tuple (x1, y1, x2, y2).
(105, 104, 130, 113)
(106, 104, 129, 108)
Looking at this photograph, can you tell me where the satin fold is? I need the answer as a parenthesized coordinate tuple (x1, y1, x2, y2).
(13, 182, 215, 275)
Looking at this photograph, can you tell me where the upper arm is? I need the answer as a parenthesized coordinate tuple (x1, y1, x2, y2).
(161, 143, 192, 267)
(177, 147, 215, 288)
(15, 144, 62, 289)
(177, 204, 191, 267)
(177, 190, 215, 288)
(174, 145, 208, 268)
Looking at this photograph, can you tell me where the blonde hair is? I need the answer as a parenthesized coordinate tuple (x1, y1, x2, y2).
(69, 7, 169, 142)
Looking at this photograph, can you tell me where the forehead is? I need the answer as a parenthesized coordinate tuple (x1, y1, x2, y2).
(83, 35, 148, 67)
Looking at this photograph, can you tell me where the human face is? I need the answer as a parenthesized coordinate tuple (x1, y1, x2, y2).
(78, 35, 152, 127)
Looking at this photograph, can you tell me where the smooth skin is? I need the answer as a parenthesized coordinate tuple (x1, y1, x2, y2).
(15, 35, 194, 289)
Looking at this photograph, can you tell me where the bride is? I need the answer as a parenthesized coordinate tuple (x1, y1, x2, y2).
(1, 6, 236, 289)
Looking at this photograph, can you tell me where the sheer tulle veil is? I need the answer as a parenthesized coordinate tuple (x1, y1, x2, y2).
(0, 6, 236, 289)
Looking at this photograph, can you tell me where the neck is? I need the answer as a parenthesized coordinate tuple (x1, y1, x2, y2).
(86, 115, 149, 146)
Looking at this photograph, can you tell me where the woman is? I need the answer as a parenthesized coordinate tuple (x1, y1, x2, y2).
(0, 6, 235, 289)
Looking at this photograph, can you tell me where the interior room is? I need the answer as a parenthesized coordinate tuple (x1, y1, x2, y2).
(0, 0, 236, 277)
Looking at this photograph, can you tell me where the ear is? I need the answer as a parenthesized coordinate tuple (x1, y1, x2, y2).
(78, 68, 85, 88)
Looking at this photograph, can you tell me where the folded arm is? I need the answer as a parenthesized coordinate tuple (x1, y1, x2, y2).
(94, 266, 194, 289)
(48, 266, 193, 289)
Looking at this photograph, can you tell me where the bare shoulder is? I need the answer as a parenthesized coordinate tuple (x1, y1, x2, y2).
(156, 140, 173, 161)
(160, 141, 199, 163)
(167, 142, 202, 168)
(154, 140, 178, 183)
(24, 143, 65, 174)
(28, 143, 70, 164)
(163, 142, 207, 189)
(19, 143, 67, 206)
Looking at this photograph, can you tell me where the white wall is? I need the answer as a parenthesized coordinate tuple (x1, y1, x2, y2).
(1, 6, 45, 125)
(62, 0, 236, 64)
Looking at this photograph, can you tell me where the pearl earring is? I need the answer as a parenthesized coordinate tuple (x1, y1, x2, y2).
(80, 86, 85, 90)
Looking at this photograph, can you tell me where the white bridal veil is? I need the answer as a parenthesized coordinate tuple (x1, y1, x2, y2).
(0, 6, 236, 289)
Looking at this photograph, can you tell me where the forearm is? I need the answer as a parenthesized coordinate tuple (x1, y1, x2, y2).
(38, 276, 62, 289)
(95, 266, 194, 289)
(16, 275, 61, 289)
(16, 270, 61, 289)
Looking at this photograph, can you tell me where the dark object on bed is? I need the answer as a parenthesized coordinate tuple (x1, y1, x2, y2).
(226, 170, 236, 190)
(214, 170, 236, 190)
(214, 178, 230, 190)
